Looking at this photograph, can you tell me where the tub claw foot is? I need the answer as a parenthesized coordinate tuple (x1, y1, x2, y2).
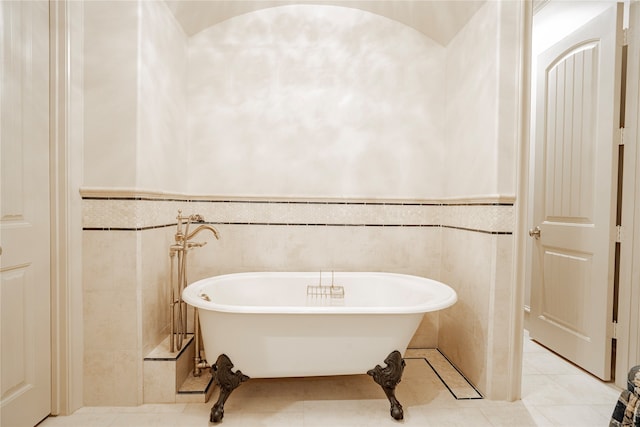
(367, 350, 406, 421)
(210, 354, 249, 423)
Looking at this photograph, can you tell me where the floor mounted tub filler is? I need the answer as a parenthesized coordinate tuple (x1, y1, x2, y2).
(182, 271, 457, 422)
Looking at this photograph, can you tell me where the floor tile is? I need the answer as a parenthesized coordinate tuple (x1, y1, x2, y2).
(38, 332, 623, 427)
(534, 404, 611, 427)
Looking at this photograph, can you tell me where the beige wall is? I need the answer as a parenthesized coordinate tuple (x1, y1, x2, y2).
(439, 0, 522, 399)
(80, 0, 523, 405)
(138, 0, 188, 192)
(444, 1, 500, 197)
(82, 0, 188, 405)
(83, 0, 188, 192)
(83, 1, 138, 188)
(438, 229, 514, 399)
(82, 230, 140, 405)
(444, 0, 519, 199)
(187, 5, 446, 199)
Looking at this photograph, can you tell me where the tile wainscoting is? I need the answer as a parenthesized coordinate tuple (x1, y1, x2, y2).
(81, 189, 515, 405)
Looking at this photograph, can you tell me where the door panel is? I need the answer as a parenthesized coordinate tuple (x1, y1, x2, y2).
(530, 5, 621, 380)
(544, 43, 596, 224)
(1, 1, 51, 426)
(541, 248, 592, 339)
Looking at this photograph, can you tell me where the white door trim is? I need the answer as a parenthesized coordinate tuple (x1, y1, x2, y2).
(510, 0, 533, 401)
(617, 1, 640, 389)
(50, 0, 84, 415)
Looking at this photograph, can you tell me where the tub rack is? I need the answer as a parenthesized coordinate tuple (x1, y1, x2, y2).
(306, 270, 345, 298)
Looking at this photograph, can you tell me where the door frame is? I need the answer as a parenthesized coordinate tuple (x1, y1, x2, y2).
(616, 0, 640, 388)
(525, 0, 639, 389)
(509, 0, 533, 401)
(49, 0, 84, 415)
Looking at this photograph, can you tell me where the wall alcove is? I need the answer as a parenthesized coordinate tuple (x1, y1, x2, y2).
(80, 0, 527, 406)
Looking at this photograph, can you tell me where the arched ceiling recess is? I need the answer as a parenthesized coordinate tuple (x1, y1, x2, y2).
(164, 0, 486, 46)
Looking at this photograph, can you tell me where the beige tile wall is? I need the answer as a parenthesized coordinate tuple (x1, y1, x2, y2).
(438, 228, 514, 400)
(82, 230, 141, 406)
(81, 194, 514, 404)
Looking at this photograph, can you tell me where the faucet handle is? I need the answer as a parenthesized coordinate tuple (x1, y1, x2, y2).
(187, 241, 207, 248)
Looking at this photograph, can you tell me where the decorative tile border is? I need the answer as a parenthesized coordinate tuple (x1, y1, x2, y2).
(440, 204, 514, 235)
(81, 189, 514, 234)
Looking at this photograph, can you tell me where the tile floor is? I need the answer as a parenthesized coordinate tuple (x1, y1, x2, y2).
(39, 332, 622, 426)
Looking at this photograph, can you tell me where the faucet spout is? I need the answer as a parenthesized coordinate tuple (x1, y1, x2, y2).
(185, 224, 220, 241)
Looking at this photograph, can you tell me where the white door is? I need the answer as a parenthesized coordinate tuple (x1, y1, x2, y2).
(1, 1, 52, 426)
(529, 5, 621, 381)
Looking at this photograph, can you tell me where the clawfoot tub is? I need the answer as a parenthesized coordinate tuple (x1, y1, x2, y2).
(182, 271, 457, 421)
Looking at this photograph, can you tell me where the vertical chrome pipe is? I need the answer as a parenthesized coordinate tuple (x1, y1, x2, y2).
(176, 248, 186, 351)
(193, 308, 202, 376)
(169, 250, 176, 353)
(180, 244, 189, 349)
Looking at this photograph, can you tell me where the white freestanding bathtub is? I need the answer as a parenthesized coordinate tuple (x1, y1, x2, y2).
(182, 271, 457, 422)
(183, 271, 457, 378)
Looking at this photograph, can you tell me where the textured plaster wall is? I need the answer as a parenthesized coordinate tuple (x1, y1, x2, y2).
(444, 1, 499, 198)
(138, 1, 188, 192)
(187, 5, 446, 199)
(83, 0, 188, 193)
(83, 1, 138, 188)
(444, 0, 519, 199)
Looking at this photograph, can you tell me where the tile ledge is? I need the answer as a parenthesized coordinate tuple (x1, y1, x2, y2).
(79, 187, 515, 205)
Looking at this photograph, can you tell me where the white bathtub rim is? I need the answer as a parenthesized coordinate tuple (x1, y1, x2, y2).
(182, 271, 457, 315)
